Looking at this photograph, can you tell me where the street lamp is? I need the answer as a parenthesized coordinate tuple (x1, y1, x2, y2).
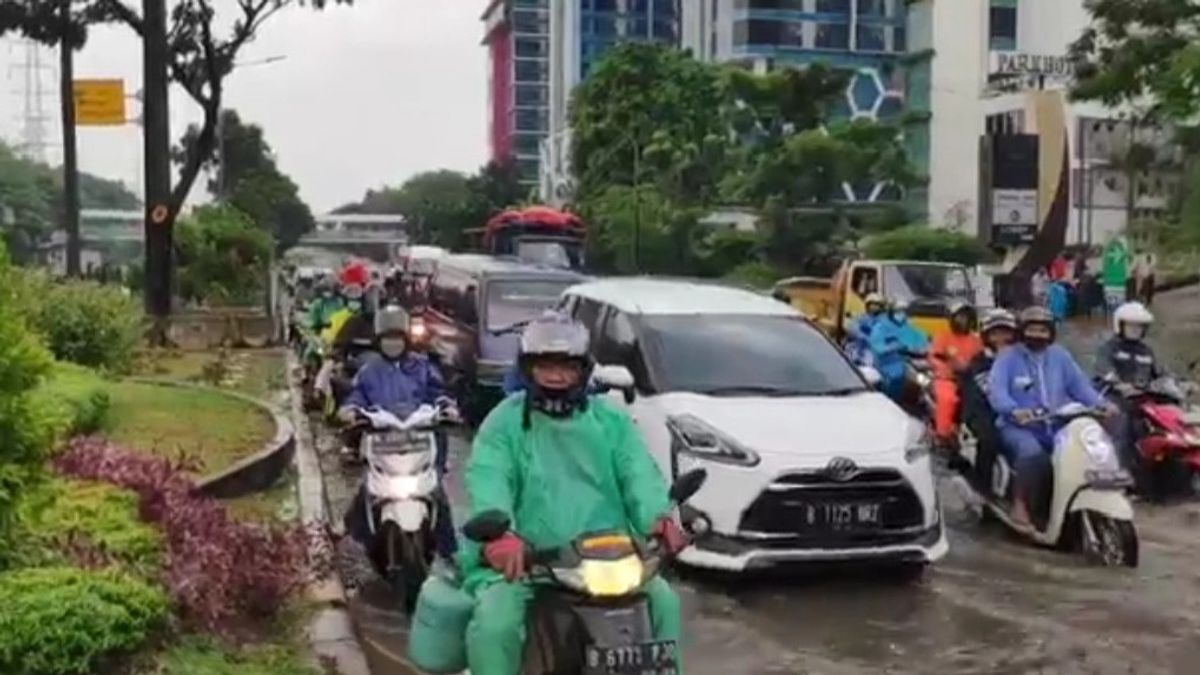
(216, 55, 288, 198)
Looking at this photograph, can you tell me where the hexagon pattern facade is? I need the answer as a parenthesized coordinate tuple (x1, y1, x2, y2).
(839, 67, 905, 203)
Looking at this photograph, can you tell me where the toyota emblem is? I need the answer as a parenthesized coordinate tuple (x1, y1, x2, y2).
(822, 456, 859, 482)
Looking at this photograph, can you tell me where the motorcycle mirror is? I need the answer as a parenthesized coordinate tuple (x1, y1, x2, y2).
(859, 366, 883, 387)
(669, 469, 708, 504)
(462, 509, 512, 543)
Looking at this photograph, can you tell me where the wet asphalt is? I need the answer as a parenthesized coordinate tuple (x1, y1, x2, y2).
(315, 287, 1200, 675)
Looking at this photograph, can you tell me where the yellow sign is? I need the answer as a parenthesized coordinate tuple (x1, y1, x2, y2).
(73, 79, 126, 126)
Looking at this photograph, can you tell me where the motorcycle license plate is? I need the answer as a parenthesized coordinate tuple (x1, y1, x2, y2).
(584, 640, 678, 675)
(801, 501, 882, 530)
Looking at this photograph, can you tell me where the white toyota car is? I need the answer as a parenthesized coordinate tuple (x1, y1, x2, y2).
(558, 278, 947, 573)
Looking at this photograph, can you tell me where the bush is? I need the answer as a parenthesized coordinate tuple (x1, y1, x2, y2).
(12, 479, 162, 575)
(176, 204, 272, 306)
(0, 566, 168, 675)
(723, 260, 783, 289)
(0, 242, 55, 550)
(54, 438, 322, 635)
(31, 363, 112, 440)
(19, 270, 142, 373)
(864, 224, 993, 265)
(150, 637, 321, 675)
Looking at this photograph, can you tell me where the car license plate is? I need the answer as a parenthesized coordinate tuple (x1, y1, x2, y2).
(583, 640, 678, 675)
(802, 501, 882, 529)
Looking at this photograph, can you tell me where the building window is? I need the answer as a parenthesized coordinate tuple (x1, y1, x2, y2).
(515, 84, 548, 107)
(893, 26, 906, 52)
(856, 0, 888, 16)
(514, 38, 547, 58)
(514, 108, 548, 132)
(517, 157, 540, 180)
(815, 23, 850, 49)
(986, 111, 1025, 135)
(733, 19, 783, 46)
(737, 0, 806, 9)
(513, 133, 543, 157)
(586, 0, 618, 10)
(856, 24, 886, 52)
(989, 5, 1017, 50)
(815, 0, 850, 13)
(512, 10, 549, 35)
(583, 16, 618, 36)
(514, 59, 547, 82)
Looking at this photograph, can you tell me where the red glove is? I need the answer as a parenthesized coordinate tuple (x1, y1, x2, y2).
(652, 517, 688, 556)
(483, 533, 526, 581)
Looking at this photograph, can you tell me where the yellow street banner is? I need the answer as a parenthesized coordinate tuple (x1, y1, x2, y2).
(73, 79, 126, 126)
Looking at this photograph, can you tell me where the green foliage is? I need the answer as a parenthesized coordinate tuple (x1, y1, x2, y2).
(581, 185, 703, 274)
(177, 110, 315, 251)
(19, 270, 142, 373)
(0, 566, 168, 675)
(723, 261, 782, 290)
(1070, 0, 1200, 121)
(176, 204, 273, 306)
(12, 479, 162, 574)
(570, 42, 729, 203)
(864, 225, 993, 265)
(146, 637, 321, 675)
(0, 242, 55, 548)
(31, 363, 112, 439)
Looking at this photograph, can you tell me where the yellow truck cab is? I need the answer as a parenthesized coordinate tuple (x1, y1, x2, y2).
(774, 259, 974, 340)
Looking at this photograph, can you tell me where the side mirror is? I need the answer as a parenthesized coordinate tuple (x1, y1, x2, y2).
(669, 468, 708, 504)
(859, 366, 883, 387)
(592, 364, 636, 403)
(462, 509, 511, 543)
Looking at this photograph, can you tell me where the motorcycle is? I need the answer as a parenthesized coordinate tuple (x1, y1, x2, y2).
(1108, 375, 1200, 498)
(350, 401, 459, 611)
(462, 469, 710, 675)
(300, 330, 327, 412)
(957, 403, 1139, 567)
(904, 349, 936, 419)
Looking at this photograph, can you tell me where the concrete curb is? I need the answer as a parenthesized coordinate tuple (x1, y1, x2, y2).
(284, 352, 372, 675)
(123, 377, 296, 499)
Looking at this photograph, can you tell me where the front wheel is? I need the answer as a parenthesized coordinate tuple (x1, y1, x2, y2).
(382, 523, 431, 613)
(1079, 510, 1138, 568)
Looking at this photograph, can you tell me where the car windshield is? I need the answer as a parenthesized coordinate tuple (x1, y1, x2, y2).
(886, 264, 972, 303)
(638, 315, 868, 396)
(485, 279, 574, 331)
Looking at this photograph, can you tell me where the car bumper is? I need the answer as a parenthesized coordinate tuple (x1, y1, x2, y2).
(678, 521, 947, 572)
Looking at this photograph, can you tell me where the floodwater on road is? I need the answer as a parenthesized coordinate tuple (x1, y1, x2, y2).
(315, 287, 1200, 675)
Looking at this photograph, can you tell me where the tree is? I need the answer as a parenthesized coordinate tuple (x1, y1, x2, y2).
(177, 109, 315, 250)
(2, 0, 350, 235)
(1070, 0, 1200, 121)
(569, 42, 729, 204)
(581, 184, 702, 275)
(865, 224, 993, 265)
(175, 203, 271, 306)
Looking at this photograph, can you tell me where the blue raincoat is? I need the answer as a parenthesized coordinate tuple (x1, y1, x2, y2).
(867, 313, 929, 400)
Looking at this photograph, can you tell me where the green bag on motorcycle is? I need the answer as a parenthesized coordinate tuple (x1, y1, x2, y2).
(408, 573, 474, 673)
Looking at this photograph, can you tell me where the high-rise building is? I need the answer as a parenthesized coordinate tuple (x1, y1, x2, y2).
(540, 1, 682, 203)
(683, 0, 910, 203)
(482, 0, 551, 186)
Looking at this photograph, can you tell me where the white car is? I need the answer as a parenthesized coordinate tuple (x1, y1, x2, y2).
(558, 278, 947, 572)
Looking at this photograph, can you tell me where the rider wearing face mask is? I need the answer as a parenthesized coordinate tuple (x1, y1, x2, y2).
(867, 299, 930, 402)
(332, 283, 383, 364)
(306, 275, 344, 331)
(987, 306, 1116, 529)
(958, 309, 1017, 490)
(462, 313, 685, 675)
(845, 292, 887, 365)
(337, 306, 456, 558)
(930, 301, 983, 445)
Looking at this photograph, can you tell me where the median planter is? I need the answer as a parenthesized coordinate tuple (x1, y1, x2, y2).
(124, 378, 295, 500)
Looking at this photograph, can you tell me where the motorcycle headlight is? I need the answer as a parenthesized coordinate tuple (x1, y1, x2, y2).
(578, 557, 646, 597)
(1080, 425, 1120, 471)
(667, 414, 760, 467)
(904, 425, 931, 463)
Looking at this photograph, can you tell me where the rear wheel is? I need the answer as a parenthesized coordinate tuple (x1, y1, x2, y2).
(1079, 511, 1138, 567)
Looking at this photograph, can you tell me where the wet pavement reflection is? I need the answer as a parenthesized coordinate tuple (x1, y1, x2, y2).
(316, 288, 1200, 675)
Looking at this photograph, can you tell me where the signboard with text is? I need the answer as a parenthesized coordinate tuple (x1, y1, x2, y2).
(989, 52, 1075, 79)
(991, 189, 1037, 244)
(984, 134, 1040, 247)
(73, 79, 126, 126)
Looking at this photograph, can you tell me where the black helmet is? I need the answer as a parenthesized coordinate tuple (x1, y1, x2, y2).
(517, 312, 594, 422)
(948, 300, 978, 331)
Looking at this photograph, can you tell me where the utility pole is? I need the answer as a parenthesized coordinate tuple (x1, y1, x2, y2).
(59, 0, 82, 277)
(143, 0, 173, 320)
(632, 139, 641, 273)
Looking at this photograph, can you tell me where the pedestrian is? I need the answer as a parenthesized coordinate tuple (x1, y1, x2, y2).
(1135, 251, 1157, 306)
(1101, 236, 1130, 316)
(1031, 267, 1050, 307)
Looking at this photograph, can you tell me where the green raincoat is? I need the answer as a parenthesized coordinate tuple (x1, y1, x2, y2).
(306, 295, 344, 331)
(462, 395, 681, 675)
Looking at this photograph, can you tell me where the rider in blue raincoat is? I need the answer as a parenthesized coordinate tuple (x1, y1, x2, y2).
(845, 293, 886, 366)
(868, 300, 930, 401)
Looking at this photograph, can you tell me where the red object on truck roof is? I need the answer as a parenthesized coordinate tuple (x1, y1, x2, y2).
(483, 206, 585, 247)
(339, 261, 370, 287)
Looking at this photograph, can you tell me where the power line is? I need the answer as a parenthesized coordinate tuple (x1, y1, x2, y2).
(7, 38, 57, 163)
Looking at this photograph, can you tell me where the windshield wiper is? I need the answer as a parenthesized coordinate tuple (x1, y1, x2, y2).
(695, 385, 811, 397)
(817, 386, 869, 396)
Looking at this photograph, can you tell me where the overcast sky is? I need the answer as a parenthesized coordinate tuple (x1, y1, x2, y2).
(0, 0, 488, 212)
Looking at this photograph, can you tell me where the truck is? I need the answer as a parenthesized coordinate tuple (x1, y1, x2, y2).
(470, 206, 586, 271)
(773, 259, 976, 340)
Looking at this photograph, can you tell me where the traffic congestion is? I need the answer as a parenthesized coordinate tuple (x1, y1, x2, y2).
(278, 207, 1200, 675)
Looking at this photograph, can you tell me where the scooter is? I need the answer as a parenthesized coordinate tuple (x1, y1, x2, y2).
(462, 469, 710, 675)
(957, 403, 1139, 567)
(351, 401, 459, 611)
(1112, 376, 1200, 498)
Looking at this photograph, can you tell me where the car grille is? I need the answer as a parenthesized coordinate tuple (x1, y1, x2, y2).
(737, 469, 926, 547)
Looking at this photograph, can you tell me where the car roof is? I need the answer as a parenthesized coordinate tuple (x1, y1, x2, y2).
(564, 277, 799, 316)
(438, 253, 586, 280)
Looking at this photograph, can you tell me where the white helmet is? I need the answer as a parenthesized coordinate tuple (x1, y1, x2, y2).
(1113, 301, 1153, 340)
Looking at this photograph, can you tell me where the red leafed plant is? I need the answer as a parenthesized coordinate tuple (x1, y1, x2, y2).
(53, 436, 328, 635)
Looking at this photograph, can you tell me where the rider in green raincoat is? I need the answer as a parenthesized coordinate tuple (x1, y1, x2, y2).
(306, 276, 345, 332)
(462, 313, 686, 675)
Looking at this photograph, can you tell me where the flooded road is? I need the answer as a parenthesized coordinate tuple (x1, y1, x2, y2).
(316, 287, 1200, 675)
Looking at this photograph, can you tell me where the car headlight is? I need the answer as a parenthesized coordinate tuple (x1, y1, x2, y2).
(905, 425, 931, 463)
(667, 414, 760, 467)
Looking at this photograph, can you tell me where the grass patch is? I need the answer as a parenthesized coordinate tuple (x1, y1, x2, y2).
(139, 634, 321, 675)
(134, 349, 286, 401)
(104, 381, 274, 476)
(222, 468, 300, 523)
(32, 362, 112, 438)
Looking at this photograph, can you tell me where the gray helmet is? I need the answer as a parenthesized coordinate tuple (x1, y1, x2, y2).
(980, 308, 1017, 334)
(374, 305, 411, 337)
(517, 313, 594, 422)
(519, 313, 590, 360)
(1018, 305, 1054, 328)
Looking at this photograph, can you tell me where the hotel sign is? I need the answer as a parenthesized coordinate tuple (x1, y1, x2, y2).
(989, 52, 1076, 79)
